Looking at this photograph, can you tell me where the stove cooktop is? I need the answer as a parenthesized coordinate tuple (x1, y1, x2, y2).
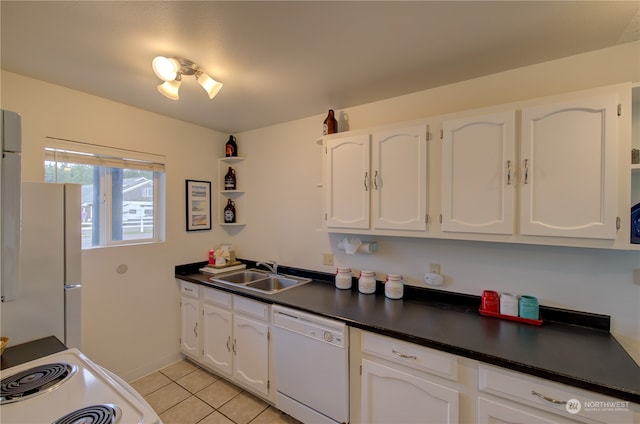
(1, 362, 77, 404)
(0, 348, 161, 424)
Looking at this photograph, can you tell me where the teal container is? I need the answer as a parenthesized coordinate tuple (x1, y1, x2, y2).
(519, 295, 539, 320)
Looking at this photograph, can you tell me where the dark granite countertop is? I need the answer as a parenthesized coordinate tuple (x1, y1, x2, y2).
(176, 263, 640, 404)
(1, 336, 68, 370)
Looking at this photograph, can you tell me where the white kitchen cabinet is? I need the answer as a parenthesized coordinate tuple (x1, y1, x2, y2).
(478, 397, 582, 424)
(441, 92, 619, 241)
(178, 280, 271, 400)
(179, 281, 200, 359)
(520, 94, 618, 239)
(371, 126, 428, 231)
(232, 296, 270, 397)
(631, 84, 640, 246)
(478, 365, 637, 424)
(325, 134, 371, 229)
(358, 331, 460, 424)
(361, 359, 459, 424)
(232, 314, 269, 397)
(442, 111, 516, 234)
(324, 125, 428, 231)
(201, 288, 233, 377)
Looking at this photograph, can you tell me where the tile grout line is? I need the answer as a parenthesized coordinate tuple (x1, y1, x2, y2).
(148, 362, 256, 424)
(141, 360, 300, 424)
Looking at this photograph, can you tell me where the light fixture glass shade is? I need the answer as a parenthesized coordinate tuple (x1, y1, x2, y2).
(157, 79, 181, 100)
(152, 56, 180, 81)
(197, 72, 224, 99)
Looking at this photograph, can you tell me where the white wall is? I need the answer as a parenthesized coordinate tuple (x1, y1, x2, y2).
(2, 41, 639, 380)
(1, 70, 231, 379)
(234, 41, 640, 363)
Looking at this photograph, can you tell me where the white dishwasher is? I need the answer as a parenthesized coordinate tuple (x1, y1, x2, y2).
(272, 305, 349, 424)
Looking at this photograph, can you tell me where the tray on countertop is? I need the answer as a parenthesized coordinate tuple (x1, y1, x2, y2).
(479, 308, 543, 326)
(199, 262, 246, 274)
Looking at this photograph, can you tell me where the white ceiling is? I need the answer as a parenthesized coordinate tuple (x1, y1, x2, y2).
(2, 1, 639, 134)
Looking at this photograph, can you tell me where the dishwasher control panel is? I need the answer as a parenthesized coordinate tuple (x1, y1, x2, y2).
(302, 321, 344, 347)
(272, 305, 347, 349)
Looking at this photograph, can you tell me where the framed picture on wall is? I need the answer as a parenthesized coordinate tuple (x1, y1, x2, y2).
(186, 179, 212, 231)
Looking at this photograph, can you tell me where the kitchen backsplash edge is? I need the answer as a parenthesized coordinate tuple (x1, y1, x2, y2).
(174, 260, 610, 331)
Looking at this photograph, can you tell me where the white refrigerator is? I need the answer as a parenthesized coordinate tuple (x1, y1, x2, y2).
(1, 109, 82, 348)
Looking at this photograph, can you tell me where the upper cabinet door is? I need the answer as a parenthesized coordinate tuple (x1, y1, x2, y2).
(442, 111, 516, 235)
(371, 126, 428, 231)
(325, 134, 371, 229)
(520, 94, 618, 239)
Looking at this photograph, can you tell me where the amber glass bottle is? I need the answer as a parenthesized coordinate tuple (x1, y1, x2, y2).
(224, 167, 236, 190)
(224, 199, 236, 223)
(323, 109, 338, 135)
(225, 135, 238, 157)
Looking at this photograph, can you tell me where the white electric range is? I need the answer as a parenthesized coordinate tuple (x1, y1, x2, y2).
(0, 348, 162, 423)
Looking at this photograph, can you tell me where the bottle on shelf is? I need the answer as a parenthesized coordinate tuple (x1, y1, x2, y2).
(224, 199, 236, 223)
(323, 109, 338, 135)
(224, 166, 236, 190)
(226, 135, 238, 157)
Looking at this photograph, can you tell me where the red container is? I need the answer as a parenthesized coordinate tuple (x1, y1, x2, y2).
(481, 290, 500, 313)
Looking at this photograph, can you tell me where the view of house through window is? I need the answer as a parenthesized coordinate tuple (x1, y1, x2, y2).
(44, 139, 165, 249)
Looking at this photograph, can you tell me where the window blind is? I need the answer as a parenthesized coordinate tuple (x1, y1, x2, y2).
(44, 137, 165, 172)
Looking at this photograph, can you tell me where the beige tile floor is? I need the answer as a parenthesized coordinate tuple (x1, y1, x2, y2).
(131, 359, 301, 424)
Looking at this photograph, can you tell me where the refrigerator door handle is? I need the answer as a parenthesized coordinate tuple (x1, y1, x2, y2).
(1, 151, 22, 302)
(64, 284, 82, 349)
(64, 184, 82, 285)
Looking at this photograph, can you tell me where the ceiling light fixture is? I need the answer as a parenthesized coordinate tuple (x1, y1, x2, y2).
(152, 56, 223, 100)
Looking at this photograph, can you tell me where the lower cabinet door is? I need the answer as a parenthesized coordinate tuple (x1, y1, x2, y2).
(180, 296, 200, 358)
(361, 358, 459, 424)
(478, 397, 584, 424)
(233, 314, 269, 397)
(202, 303, 233, 377)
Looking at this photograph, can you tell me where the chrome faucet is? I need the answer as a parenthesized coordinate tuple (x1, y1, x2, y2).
(256, 260, 278, 275)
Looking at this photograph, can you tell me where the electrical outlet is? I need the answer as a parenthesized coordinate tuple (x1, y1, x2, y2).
(322, 253, 334, 266)
(430, 263, 441, 274)
(424, 272, 444, 286)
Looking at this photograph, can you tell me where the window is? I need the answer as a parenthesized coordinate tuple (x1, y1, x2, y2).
(44, 138, 166, 249)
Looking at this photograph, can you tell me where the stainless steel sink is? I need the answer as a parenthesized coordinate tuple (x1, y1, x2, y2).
(211, 269, 311, 294)
(212, 269, 269, 284)
(244, 275, 311, 294)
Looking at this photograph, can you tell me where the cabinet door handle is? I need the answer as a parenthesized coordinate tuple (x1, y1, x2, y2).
(232, 339, 237, 355)
(531, 390, 567, 405)
(193, 322, 198, 337)
(226, 336, 231, 352)
(364, 172, 369, 191)
(523, 159, 529, 184)
(374, 170, 379, 190)
(392, 349, 417, 360)
(506, 160, 512, 185)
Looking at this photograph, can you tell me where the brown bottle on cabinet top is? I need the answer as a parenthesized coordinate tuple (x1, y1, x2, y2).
(323, 109, 338, 135)
(225, 135, 237, 157)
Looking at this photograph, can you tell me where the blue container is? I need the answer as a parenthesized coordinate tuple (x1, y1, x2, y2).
(519, 295, 539, 320)
(631, 203, 640, 244)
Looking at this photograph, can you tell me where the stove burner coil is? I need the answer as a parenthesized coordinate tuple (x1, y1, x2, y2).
(53, 404, 122, 424)
(0, 363, 77, 404)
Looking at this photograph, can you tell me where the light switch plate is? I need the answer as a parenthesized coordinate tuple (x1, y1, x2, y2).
(322, 253, 334, 266)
